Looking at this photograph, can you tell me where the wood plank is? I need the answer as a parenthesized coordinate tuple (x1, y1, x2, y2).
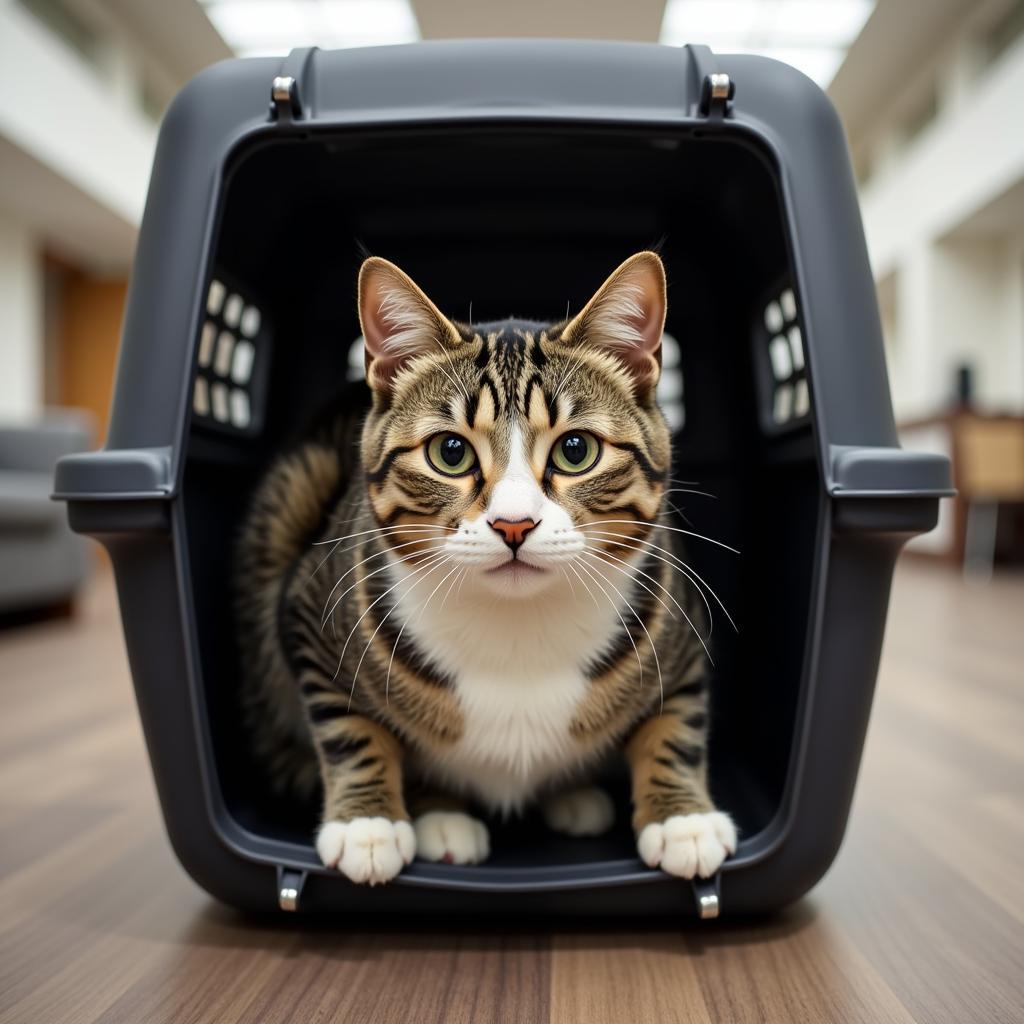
(550, 932, 713, 1024)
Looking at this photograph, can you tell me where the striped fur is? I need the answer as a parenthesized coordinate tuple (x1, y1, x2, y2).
(234, 252, 735, 884)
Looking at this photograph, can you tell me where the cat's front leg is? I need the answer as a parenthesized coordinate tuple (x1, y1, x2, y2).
(625, 691, 736, 879)
(308, 709, 415, 885)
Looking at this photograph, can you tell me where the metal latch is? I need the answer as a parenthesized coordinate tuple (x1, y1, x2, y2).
(686, 44, 736, 120)
(699, 73, 735, 118)
(691, 874, 721, 919)
(269, 46, 318, 122)
(270, 76, 301, 120)
(277, 866, 308, 911)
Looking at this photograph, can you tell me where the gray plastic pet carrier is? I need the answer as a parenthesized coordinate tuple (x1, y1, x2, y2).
(53, 41, 952, 919)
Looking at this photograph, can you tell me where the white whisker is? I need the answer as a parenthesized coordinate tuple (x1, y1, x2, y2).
(330, 549, 450, 694)
(582, 547, 680, 622)
(559, 564, 580, 601)
(326, 506, 375, 530)
(429, 346, 471, 405)
(314, 535, 448, 595)
(584, 530, 737, 634)
(583, 548, 713, 668)
(658, 497, 693, 529)
(574, 556, 665, 710)
(587, 531, 714, 635)
(566, 559, 601, 613)
(314, 523, 455, 547)
(439, 567, 466, 613)
(578, 519, 740, 555)
(383, 561, 462, 705)
(552, 343, 593, 402)
(571, 557, 644, 688)
(664, 487, 718, 500)
(321, 543, 447, 630)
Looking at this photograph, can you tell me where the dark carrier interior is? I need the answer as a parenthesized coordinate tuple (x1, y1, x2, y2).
(181, 124, 822, 881)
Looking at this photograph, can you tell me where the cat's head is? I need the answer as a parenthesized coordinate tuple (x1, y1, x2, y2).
(357, 252, 671, 599)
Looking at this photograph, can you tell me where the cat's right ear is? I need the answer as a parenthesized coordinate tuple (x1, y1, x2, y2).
(358, 257, 460, 391)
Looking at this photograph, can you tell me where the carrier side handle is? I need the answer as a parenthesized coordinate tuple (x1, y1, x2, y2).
(829, 445, 955, 536)
(829, 445, 954, 499)
(52, 447, 173, 536)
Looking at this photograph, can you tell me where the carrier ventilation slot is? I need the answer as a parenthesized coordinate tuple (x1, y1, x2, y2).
(657, 330, 685, 431)
(759, 285, 809, 432)
(193, 275, 269, 436)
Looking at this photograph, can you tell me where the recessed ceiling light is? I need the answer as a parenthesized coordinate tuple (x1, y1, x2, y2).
(660, 0, 875, 87)
(201, 0, 419, 57)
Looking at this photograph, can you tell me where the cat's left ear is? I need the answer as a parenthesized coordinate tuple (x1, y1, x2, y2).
(561, 251, 666, 395)
(358, 256, 461, 391)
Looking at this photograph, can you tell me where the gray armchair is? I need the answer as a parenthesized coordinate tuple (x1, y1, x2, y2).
(0, 412, 93, 614)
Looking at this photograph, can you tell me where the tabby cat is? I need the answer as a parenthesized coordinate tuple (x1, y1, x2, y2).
(235, 251, 736, 884)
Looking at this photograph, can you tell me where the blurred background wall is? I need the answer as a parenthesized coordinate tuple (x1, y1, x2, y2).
(1, 0, 1022, 565)
(0, 0, 229, 432)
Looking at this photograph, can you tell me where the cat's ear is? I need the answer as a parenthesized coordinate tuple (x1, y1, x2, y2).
(358, 257, 461, 390)
(561, 251, 666, 394)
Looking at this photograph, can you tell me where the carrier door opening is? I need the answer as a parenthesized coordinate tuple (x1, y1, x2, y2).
(182, 125, 821, 883)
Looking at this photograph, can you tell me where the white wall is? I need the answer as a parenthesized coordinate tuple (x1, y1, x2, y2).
(0, 0, 164, 419)
(860, 40, 1024, 277)
(0, 213, 43, 419)
(0, 2, 156, 229)
(934, 238, 1023, 410)
(855, 8, 1024, 421)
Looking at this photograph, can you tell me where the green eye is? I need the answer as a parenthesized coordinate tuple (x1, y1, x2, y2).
(426, 433, 478, 476)
(550, 431, 601, 474)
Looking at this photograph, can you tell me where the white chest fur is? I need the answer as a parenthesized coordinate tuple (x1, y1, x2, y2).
(386, 559, 632, 813)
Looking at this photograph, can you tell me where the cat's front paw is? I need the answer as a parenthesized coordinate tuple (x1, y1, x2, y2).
(637, 811, 737, 879)
(316, 817, 415, 885)
(543, 786, 615, 837)
(413, 811, 490, 865)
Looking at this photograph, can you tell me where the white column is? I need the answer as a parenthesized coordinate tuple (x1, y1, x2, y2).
(996, 237, 1024, 412)
(0, 213, 43, 420)
(932, 237, 1024, 414)
(890, 244, 942, 421)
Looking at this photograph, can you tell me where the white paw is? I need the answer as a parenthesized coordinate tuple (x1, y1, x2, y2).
(316, 817, 415, 885)
(413, 811, 490, 865)
(543, 786, 616, 837)
(637, 811, 737, 879)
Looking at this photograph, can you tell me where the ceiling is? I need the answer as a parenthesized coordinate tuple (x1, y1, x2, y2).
(412, 0, 667, 43)
(200, 0, 877, 86)
(830, 0, 975, 142)
(104, 0, 233, 82)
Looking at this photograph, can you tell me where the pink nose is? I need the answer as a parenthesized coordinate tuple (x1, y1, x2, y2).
(489, 517, 538, 553)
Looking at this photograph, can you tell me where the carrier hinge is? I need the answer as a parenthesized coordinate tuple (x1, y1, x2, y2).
(269, 46, 318, 122)
(277, 866, 308, 911)
(699, 73, 735, 118)
(270, 75, 301, 120)
(691, 874, 721, 920)
(686, 44, 735, 119)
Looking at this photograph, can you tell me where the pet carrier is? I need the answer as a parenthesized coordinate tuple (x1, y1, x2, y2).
(54, 41, 952, 919)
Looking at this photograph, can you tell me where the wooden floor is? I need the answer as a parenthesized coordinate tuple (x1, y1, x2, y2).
(0, 559, 1022, 1023)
